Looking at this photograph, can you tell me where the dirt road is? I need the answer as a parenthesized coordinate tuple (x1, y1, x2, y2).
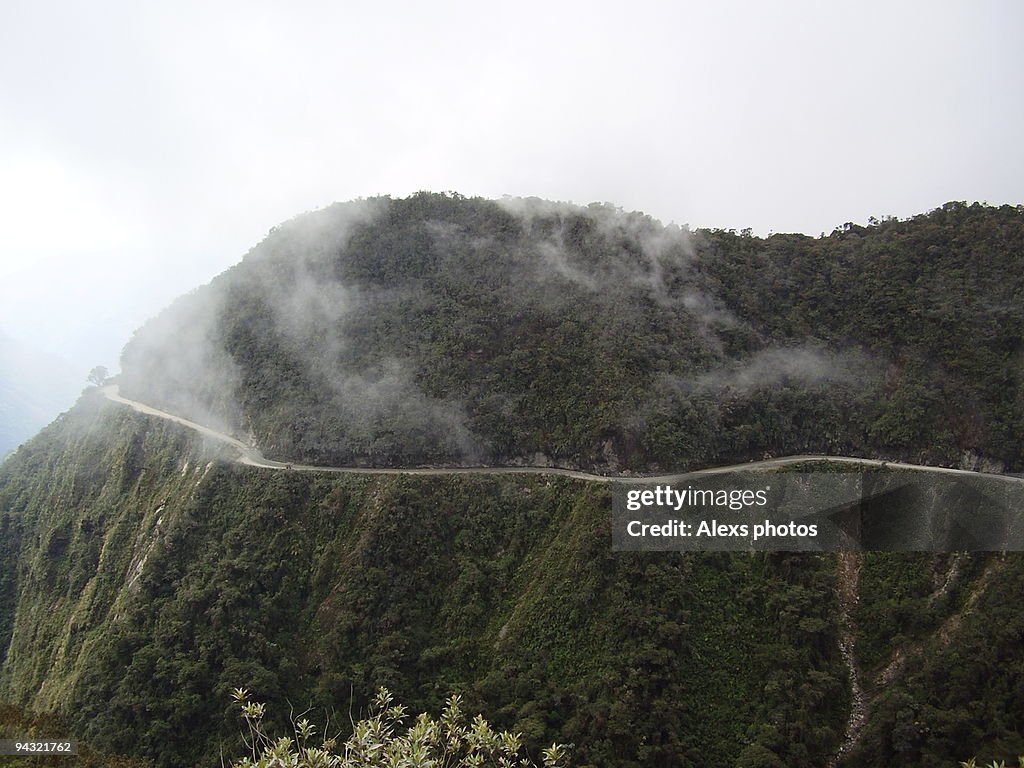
(101, 384, 1024, 485)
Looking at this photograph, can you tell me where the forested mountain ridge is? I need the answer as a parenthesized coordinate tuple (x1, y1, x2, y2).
(0, 398, 852, 767)
(0, 395, 1020, 768)
(0, 194, 1022, 768)
(119, 194, 1024, 473)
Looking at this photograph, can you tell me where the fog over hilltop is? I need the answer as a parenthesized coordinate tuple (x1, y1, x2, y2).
(2, 2, 1021, 389)
(117, 193, 1024, 473)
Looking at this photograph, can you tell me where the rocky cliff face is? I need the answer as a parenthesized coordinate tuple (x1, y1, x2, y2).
(0, 393, 854, 767)
(959, 449, 1006, 474)
(1, 392, 1021, 768)
(3, 195, 1023, 767)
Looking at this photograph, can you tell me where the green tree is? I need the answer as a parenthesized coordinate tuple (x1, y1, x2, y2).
(87, 365, 109, 386)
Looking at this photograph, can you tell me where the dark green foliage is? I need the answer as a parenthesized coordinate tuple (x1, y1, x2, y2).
(1, 411, 849, 767)
(12, 406, 1018, 767)
(848, 554, 1024, 768)
(854, 553, 987, 674)
(0, 702, 149, 767)
(2, 196, 1023, 768)
(119, 194, 1024, 473)
(702, 203, 1024, 470)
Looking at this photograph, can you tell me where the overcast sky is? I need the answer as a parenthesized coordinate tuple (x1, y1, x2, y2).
(1, 0, 1022, 376)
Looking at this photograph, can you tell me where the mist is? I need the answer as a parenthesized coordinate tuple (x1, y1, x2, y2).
(118, 197, 488, 465)
(2, 1, 1020, 420)
(109, 192, 896, 471)
(687, 346, 865, 396)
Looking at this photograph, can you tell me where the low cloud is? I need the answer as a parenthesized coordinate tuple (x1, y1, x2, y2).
(665, 345, 865, 397)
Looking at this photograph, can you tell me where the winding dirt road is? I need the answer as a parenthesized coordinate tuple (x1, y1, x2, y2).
(101, 383, 1021, 766)
(101, 385, 1024, 485)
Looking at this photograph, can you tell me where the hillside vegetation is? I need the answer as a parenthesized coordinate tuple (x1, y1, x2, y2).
(1, 398, 850, 767)
(119, 194, 1024, 472)
(0, 195, 1022, 767)
(0, 399, 1020, 767)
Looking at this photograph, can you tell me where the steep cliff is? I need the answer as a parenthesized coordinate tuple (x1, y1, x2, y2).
(2, 194, 1023, 767)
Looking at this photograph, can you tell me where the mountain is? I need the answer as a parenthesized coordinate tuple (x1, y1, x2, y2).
(118, 194, 1024, 474)
(0, 329, 82, 460)
(1, 194, 1022, 768)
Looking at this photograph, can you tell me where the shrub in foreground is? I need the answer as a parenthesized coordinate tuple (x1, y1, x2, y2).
(230, 687, 569, 768)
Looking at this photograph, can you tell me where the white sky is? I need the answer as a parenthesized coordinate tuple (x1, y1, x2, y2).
(1, 0, 1022, 374)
